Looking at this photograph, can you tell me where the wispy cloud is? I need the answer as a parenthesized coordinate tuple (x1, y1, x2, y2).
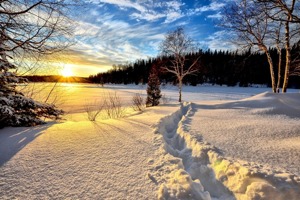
(94, 0, 146, 12)
(200, 30, 237, 50)
(189, 1, 225, 16)
(91, 0, 185, 23)
(70, 13, 166, 73)
(198, 2, 225, 12)
(207, 12, 223, 19)
(130, 12, 165, 22)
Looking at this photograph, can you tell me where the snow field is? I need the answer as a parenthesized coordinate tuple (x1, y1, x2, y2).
(1, 83, 300, 199)
(0, 106, 178, 199)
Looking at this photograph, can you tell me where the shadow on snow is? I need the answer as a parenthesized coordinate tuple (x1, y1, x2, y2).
(0, 123, 54, 167)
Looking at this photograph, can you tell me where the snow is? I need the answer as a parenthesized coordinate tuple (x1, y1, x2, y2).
(1, 83, 300, 199)
(0, 107, 176, 199)
(190, 92, 300, 176)
(151, 101, 300, 200)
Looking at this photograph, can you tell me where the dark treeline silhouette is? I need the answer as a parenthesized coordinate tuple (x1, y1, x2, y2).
(23, 75, 90, 83)
(89, 43, 300, 89)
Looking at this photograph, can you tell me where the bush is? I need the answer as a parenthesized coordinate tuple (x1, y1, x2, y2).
(132, 93, 145, 111)
(161, 94, 171, 104)
(84, 92, 125, 121)
(84, 100, 105, 121)
(104, 92, 125, 119)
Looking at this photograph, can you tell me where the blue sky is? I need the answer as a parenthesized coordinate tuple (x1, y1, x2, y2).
(60, 0, 235, 77)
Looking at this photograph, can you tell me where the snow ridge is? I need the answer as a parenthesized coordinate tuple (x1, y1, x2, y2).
(149, 102, 300, 200)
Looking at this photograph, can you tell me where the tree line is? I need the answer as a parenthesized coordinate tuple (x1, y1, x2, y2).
(23, 75, 90, 83)
(88, 41, 300, 89)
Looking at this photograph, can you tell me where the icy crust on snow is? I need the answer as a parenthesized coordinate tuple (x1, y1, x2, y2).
(149, 102, 300, 200)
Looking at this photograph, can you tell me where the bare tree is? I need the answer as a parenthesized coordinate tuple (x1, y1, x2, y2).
(222, 0, 278, 93)
(160, 27, 200, 102)
(257, 0, 300, 92)
(0, 0, 79, 127)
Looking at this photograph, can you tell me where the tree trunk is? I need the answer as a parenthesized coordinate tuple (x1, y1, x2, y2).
(178, 78, 182, 102)
(282, 20, 291, 93)
(276, 49, 282, 93)
(263, 47, 276, 93)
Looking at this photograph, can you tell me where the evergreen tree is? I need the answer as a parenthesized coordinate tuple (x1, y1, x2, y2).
(0, 47, 63, 128)
(146, 64, 161, 107)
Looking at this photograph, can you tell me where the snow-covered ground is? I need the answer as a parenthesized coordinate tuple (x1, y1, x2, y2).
(0, 83, 299, 199)
(190, 92, 300, 175)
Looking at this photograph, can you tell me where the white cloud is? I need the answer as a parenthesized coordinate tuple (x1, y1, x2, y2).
(91, 0, 185, 23)
(189, 1, 225, 15)
(207, 12, 223, 19)
(164, 11, 183, 24)
(97, 0, 147, 13)
(166, 1, 184, 11)
(130, 12, 165, 22)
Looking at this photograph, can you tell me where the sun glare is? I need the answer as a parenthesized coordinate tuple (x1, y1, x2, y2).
(61, 66, 74, 77)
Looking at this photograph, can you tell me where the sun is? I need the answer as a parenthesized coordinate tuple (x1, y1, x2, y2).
(61, 65, 74, 77)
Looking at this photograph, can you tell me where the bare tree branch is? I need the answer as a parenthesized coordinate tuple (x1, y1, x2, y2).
(0, 1, 42, 15)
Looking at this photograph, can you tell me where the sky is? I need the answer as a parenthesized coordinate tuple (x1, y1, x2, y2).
(49, 0, 236, 77)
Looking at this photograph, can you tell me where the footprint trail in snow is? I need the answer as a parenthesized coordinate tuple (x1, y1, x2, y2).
(149, 102, 300, 200)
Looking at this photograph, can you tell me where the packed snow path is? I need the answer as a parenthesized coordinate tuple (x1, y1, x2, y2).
(150, 101, 300, 200)
(0, 107, 175, 199)
(148, 103, 234, 200)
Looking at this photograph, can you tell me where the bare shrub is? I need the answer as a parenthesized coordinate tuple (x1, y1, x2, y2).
(104, 92, 125, 119)
(84, 100, 105, 121)
(132, 93, 145, 111)
(161, 94, 171, 104)
(20, 82, 66, 108)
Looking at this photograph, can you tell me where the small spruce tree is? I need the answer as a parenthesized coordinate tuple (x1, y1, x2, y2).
(0, 44, 63, 128)
(146, 64, 161, 107)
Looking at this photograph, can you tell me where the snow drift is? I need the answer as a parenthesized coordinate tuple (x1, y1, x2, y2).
(215, 92, 300, 118)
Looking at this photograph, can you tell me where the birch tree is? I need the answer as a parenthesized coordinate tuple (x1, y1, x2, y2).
(257, 0, 300, 92)
(160, 27, 200, 102)
(222, 0, 277, 92)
